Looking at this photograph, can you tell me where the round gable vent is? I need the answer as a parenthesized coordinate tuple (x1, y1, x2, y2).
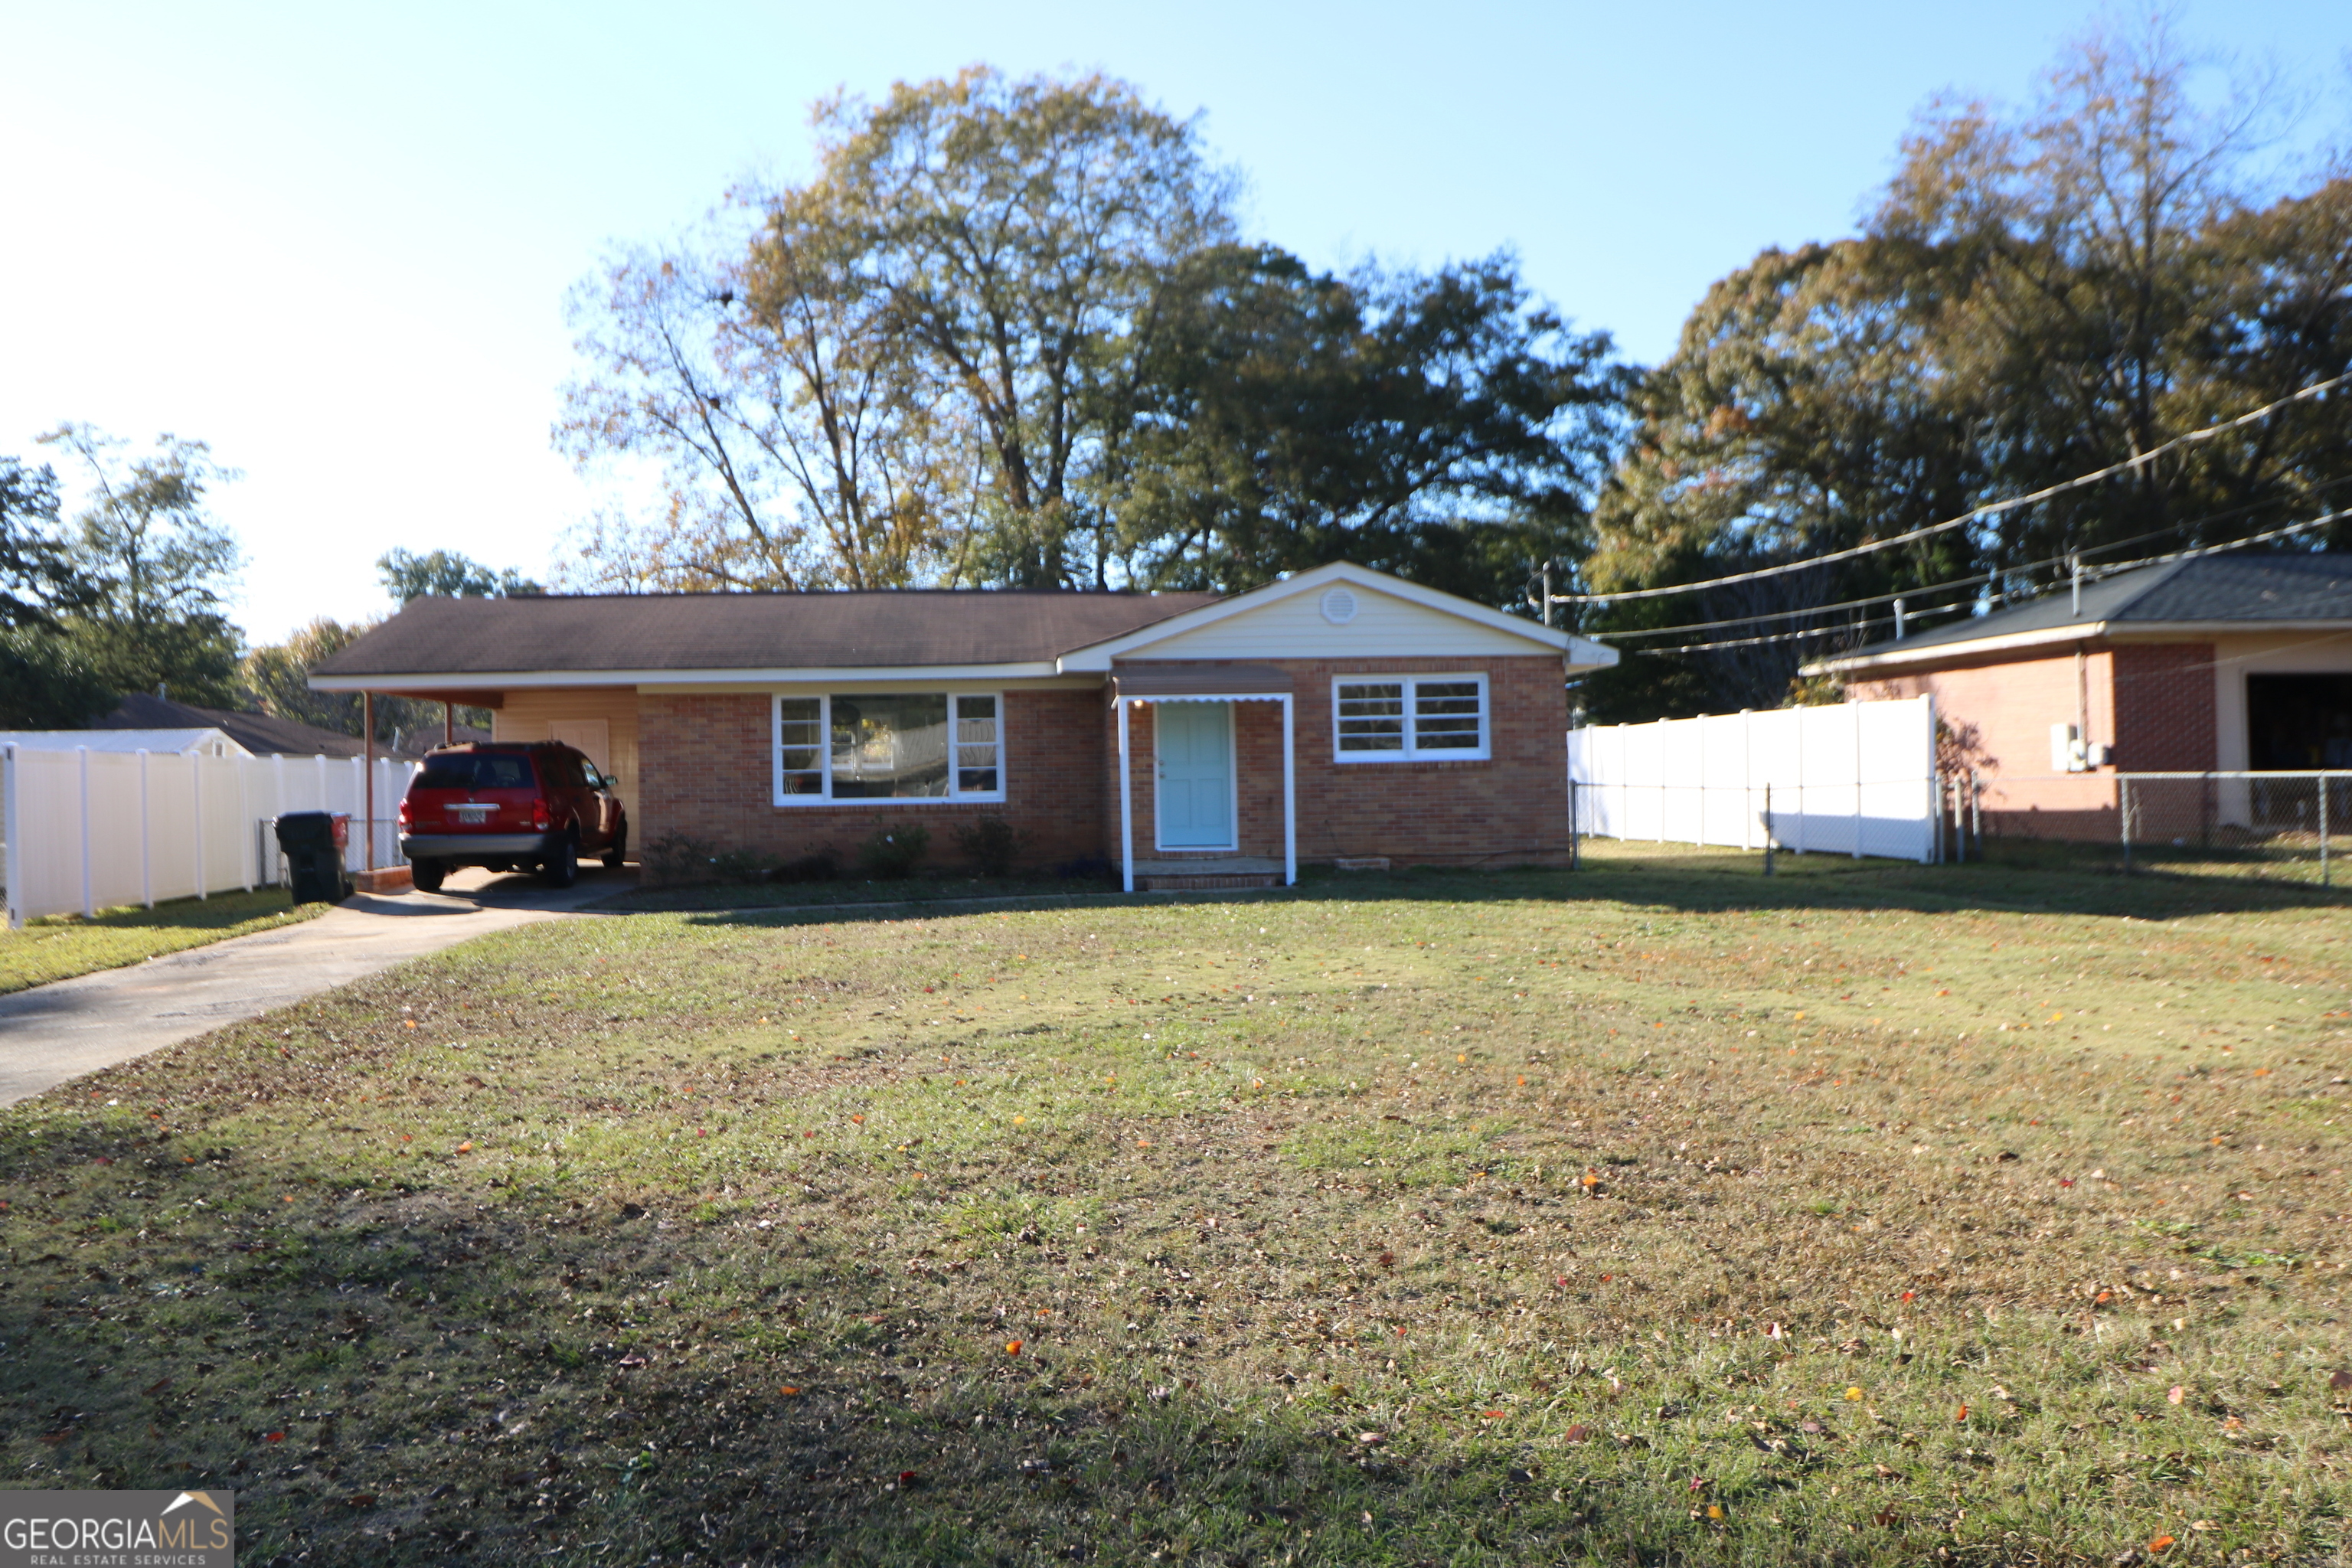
(1319, 586, 1359, 626)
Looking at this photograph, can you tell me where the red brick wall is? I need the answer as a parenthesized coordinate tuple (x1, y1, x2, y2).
(638, 688, 1106, 880)
(1109, 657, 1572, 867)
(1852, 639, 2216, 841)
(2112, 644, 2217, 771)
(639, 655, 1574, 879)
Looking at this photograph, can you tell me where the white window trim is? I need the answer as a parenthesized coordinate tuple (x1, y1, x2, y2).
(771, 691, 1008, 807)
(1330, 672, 1491, 763)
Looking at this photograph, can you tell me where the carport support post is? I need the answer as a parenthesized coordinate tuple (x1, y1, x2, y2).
(1762, 782, 1775, 877)
(1117, 697, 1135, 894)
(363, 691, 376, 874)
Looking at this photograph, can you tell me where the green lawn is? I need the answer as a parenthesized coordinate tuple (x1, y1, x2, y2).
(2, 844, 2347, 1565)
(0, 886, 324, 995)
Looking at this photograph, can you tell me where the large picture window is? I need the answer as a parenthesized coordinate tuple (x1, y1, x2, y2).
(1331, 675, 1488, 761)
(774, 694, 1005, 804)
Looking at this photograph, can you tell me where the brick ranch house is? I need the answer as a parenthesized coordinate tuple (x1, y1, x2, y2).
(1807, 551, 2352, 840)
(310, 563, 1619, 887)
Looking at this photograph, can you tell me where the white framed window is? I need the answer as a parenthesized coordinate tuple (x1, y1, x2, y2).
(1331, 674, 1489, 762)
(773, 693, 1006, 805)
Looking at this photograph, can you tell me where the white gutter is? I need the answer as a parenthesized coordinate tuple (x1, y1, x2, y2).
(309, 660, 1072, 692)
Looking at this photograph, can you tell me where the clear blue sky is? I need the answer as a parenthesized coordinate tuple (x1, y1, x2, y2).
(4, 1, 2346, 643)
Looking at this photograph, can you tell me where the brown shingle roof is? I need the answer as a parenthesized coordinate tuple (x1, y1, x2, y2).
(310, 590, 1223, 680)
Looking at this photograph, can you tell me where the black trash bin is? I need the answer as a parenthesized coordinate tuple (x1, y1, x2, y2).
(276, 812, 353, 905)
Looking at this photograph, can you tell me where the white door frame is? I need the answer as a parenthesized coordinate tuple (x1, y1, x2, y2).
(1152, 700, 1239, 853)
(1116, 691, 1295, 890)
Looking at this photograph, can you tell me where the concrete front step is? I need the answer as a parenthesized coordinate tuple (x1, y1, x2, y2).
(1137, 871, 1282, 891)
(1130, 856, 1285, 892)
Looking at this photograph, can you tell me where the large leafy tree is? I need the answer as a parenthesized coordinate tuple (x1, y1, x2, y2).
(559, 67, 1624, 603)
(1111, 243, 1625, 601)
(560, 67, 1235, 592)
(34, 424, 245, 710)
(1580, 16, 2352, 720)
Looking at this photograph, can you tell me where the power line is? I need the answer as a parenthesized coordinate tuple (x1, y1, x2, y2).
(1628, 505, 2350, 658)
(1602, 473, 2352, 641)
(1557, 370, 2350, 608)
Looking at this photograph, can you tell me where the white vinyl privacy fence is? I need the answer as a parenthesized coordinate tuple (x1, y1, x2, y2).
(1568, 696, 1940, 863)
(1, 745, 418, 926)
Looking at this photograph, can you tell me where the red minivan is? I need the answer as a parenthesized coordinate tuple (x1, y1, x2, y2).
(397, 742, 629, 891)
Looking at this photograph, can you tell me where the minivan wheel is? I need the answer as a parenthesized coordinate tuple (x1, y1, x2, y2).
(542, 831, 579, 889)
(410, 858, 447, 893)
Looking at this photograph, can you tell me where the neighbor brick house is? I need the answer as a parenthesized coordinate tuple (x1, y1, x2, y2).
(310, 563, 1618, 886)
(1808, 552, 2352, 840)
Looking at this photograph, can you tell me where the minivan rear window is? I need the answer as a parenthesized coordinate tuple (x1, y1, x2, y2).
(416, 753, 535, 791)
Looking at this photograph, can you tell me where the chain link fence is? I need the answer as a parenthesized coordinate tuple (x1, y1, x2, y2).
(1942, 769, 2350, 885)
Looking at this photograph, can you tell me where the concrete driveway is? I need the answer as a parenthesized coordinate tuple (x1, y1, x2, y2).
(0, 865, 634, 1106)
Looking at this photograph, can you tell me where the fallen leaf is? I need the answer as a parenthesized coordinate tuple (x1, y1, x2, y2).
(2329, 1370, 2352, 1391)
(1357, 1431, 1386, 1446)
(1955, 1404, 1969, 1423)
(779, 1387, 802, 1396)
(265, 1431, 286, 1443)
(1845, 1387, 1865, 1402)
(456, 1141, 473, 1153)
(1563, 1423, 1590, 1443)
(850, 1114, 864, 1124)
(1482, 1410, 1508, 1420)
(2148, 1536, 2176, 1554)
(1004, 1340, 1023, 1356)
(897, 1470, 919, 1488)
(2167, 1385, 2186, 1405)
(1707, 1504, 1724, 1520)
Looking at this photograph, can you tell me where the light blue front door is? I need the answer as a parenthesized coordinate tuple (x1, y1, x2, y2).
(1156, 702, 1234, 849)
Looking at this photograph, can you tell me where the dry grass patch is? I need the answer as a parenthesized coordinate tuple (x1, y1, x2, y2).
(2, 849, 2348, 1566)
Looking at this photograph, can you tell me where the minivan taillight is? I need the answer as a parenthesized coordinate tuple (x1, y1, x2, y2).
(397, 797, 413, 829)
(531, 799, 551, 831)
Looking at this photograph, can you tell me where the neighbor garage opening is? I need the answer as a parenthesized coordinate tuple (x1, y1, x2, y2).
(2246, 673, 2352, 770)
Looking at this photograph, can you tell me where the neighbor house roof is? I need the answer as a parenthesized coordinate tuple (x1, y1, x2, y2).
(310, 589, 1223, 691)
(0, 727, 248, 757)
(97, 692, 381, 759)
(1808, 551, 2352, 676)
